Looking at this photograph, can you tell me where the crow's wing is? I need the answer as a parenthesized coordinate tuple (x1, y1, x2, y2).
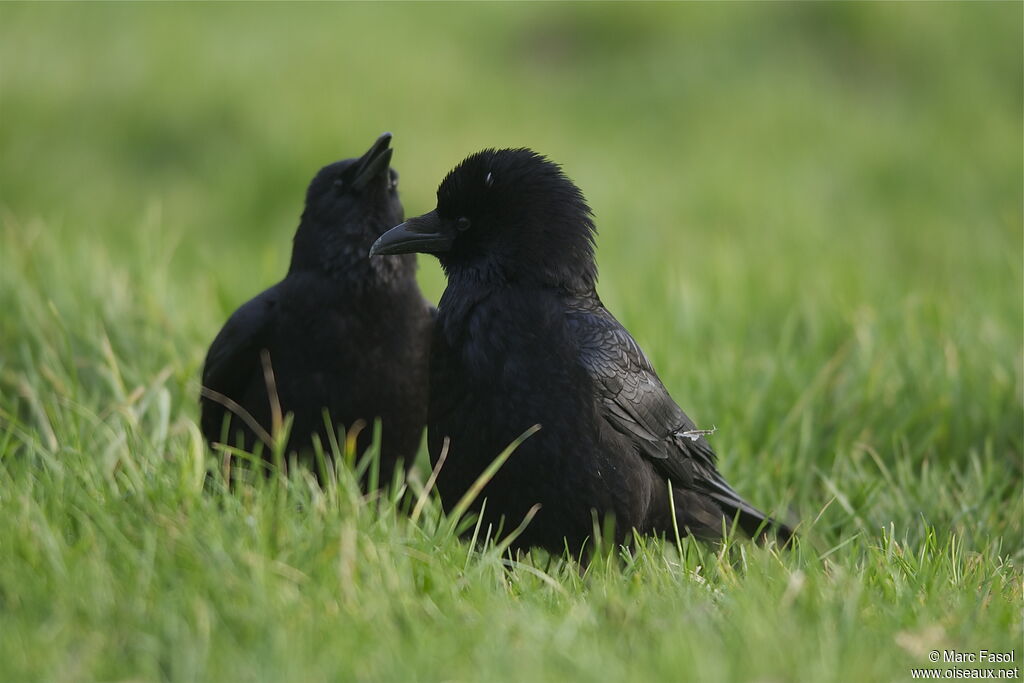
(565, 297, 712, 469)
(565, 296, 770, 522)
(200, 291, 278, 437)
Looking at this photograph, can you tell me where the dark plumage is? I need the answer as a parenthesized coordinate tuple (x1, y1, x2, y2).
(370, 148, 792, 552)
(201, 134, 433, 487)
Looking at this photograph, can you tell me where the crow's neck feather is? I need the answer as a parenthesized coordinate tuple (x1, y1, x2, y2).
(288, 222, 414, 288)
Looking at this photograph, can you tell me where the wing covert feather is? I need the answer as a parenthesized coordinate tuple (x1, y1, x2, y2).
(202, 293, 277, 398)
(565, 296, 718, 477)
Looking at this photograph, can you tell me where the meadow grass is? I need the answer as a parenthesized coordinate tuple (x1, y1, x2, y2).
(0, 4, 1021, 681)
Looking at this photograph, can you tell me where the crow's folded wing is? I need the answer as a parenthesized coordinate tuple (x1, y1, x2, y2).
(200, 292, 277, 434)
(565, 297, 766, 519)
(566, 298, 712, 467)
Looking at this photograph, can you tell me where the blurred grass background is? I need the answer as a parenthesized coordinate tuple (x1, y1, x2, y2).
(0, 3, 1020, 682)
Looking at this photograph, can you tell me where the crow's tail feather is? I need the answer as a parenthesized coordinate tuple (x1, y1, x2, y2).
(712, 493, 794, 546)
(707, 494, 793, 547)
(698, 474, 794, 546)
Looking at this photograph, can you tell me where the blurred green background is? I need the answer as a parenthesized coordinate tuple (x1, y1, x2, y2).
(3, 1, 1018, 478)
(0, 3, 1020, 682)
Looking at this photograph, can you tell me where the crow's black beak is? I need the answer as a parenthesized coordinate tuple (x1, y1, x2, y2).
(370, 210, 453, 256)
(351, 132, 393, 191)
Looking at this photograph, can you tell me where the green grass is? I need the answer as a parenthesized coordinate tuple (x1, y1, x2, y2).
(0, 3, 1021, 681)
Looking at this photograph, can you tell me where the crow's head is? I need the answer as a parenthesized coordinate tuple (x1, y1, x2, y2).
(292, 133, 406, 276)
(371, 148, 597, 291)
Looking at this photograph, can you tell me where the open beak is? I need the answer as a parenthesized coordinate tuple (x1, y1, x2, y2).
(351, 132, 394, 191)
(369, 210, 454, 256)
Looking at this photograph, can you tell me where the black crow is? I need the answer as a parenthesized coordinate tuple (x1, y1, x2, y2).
(370, 148, 792, 552)
(201, 133, 433, 488)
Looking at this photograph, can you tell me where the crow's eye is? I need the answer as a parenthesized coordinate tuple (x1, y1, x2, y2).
(333, 178, 345, 190)
(388, 175, 399, 191)
(456, 217, 471, 232)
